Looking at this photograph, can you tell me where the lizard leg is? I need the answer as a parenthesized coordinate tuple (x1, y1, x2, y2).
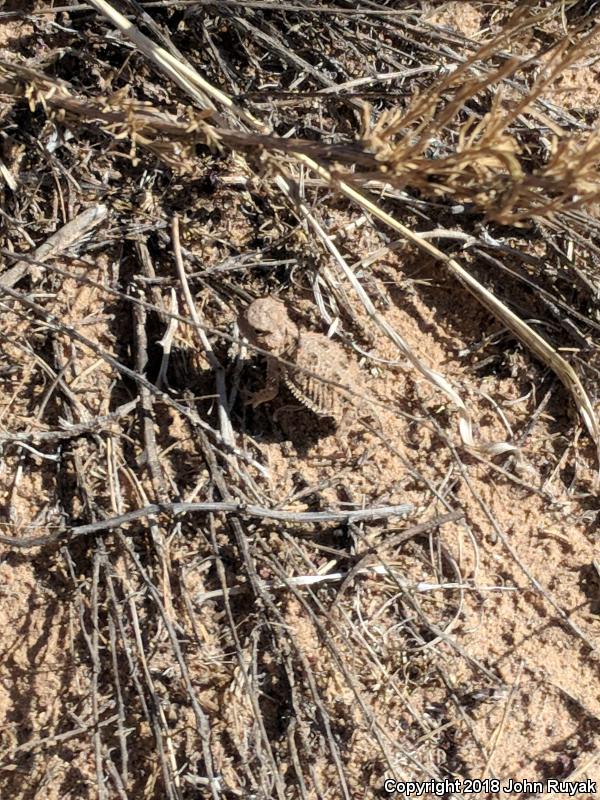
(248, 357, 281, 408)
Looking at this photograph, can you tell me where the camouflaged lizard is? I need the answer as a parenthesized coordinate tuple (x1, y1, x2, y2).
(239, 297, 364, 422)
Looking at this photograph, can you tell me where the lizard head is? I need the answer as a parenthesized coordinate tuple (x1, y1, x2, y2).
(240, 297, 299, 356)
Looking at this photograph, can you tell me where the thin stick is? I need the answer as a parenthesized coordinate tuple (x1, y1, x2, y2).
(171, 215, 234, 445)
(0, 204, 107, 289)
(0, 501, 414, 549)
(0, 400, 138, 445)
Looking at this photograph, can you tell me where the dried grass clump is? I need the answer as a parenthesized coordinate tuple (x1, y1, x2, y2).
(357, 35, 600, 225)
(0, 61, 214, 173)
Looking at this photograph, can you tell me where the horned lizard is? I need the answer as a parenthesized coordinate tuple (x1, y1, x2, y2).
(239, 296, 363, 422)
